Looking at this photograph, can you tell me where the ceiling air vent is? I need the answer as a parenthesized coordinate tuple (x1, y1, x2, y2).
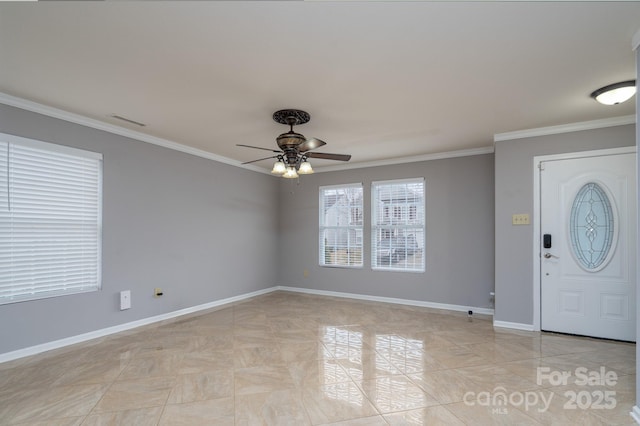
(109, 114, 146, 127)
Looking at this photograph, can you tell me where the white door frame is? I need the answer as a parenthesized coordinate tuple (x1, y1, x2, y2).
(532, 146, 637, 331)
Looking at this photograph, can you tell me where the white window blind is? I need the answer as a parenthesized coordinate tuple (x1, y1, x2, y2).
(0, 134, 102, 304)
(372, 178, 425, 272)
(0, 141, 7, 213)
(319, 183, 363, 268)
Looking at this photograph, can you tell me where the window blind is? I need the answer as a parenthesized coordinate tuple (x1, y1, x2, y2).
(371, 178, 425, 272)
(0, 135, 102, 304)
(0, 142, 7, 212)
(319, 183, 363, 268)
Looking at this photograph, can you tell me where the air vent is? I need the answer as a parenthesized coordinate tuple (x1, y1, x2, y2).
(109, 114, 146, 127)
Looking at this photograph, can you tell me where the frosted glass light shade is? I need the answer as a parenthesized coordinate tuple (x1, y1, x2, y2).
(591, 81, 636, 105)
(283, 167, 298, 179)
(298, 161, 314, 174)
(271, 161, 286, 174)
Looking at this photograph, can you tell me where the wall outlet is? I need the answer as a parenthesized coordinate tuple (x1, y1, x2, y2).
(512, 213, 530, 225)
(303, 269, 309, 278)
(154, 288, 163, 297)
(120, 290, 131, 310)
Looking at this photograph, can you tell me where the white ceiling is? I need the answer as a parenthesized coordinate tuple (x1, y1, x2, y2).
(1, 1, 639, 171)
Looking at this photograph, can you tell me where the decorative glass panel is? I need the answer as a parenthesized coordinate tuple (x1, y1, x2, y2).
(569, 183, 615, 270)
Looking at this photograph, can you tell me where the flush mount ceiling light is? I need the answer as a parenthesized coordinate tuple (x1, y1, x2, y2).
(237, 109, 351, 178)
(590, 80, 636, 105)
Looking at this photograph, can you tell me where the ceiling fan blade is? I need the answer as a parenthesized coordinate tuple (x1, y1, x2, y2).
(306, 152, 351, 162)
(241, 155, 278, 165)
(298, 138, 326, 152)
(237, 144, 282, 153)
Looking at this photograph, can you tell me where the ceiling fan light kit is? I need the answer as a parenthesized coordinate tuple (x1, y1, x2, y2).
(283, 167, 299, 179)
(590, 80, 636, 105)
(271, 160, 286, 175)
(238, 109, 351, 177)
(298, 161, 313, 174)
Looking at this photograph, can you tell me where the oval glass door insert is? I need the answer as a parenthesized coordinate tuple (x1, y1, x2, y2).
(569, 182, 616, 271)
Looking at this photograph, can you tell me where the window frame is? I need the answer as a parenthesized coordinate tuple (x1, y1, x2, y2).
(318, 183, 364, 269)
(0, 133, 103, 305)
(371, 177, 425, 273)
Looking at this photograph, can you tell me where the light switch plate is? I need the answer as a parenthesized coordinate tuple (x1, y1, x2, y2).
(120, 290, 131, 310)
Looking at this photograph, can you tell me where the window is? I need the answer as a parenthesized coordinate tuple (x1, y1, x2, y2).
(319, 183, 363, 267)
(0, 134, 102, 304)
(372, 178, 424, 272)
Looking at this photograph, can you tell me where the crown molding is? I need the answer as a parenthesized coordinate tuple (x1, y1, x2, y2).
(313, 146, 494, 173)
(0, 92, 496, 175)
(0, 92, 271, 175)
(12, 92, 625, 174)
(494, 115, 636, 143)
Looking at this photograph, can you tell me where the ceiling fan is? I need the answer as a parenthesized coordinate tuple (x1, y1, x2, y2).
(237, 109, 351, 178)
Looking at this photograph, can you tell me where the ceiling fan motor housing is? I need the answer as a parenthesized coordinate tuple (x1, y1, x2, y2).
(274, 109, 311, 166)
(276, 131, 306, 150)
(277, 131, 307, 165)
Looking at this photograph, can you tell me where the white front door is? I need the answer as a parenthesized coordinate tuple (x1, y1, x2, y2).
(540, 152, 636, 341)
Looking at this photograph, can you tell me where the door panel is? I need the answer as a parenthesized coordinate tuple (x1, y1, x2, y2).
(540, 153, 636, 341)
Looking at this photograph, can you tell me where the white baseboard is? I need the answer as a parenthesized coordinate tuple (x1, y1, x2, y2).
(493, 320, 535, 331)
(276, 286, 495, 316)
(1, 285, 498, 363)
(631, 406, 640, 424)
(0, 287, 277, 364)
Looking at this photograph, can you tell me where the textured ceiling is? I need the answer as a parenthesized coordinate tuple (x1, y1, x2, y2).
(0, 1, 639, 171)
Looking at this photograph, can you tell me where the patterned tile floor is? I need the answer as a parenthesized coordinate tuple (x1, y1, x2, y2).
(0, 291, 635, 425)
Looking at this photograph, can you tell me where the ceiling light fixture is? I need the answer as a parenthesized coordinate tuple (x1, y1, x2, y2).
(282, 166, 299, 179)
(298, 159, 314, 175)
(238, 109, 350, 178)
(269, 155, 314, 177)
(271, 159, 286, 175)
(590, 80, 636, 105)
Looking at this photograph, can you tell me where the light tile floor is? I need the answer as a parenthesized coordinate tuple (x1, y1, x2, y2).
(0, 291, 635, 425)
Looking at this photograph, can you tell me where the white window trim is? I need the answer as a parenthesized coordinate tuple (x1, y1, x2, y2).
(371, 177, 425, 273)
(319, 182, 364, 269)
(0, 132, 103, 305)
(1, 133, 103, 161)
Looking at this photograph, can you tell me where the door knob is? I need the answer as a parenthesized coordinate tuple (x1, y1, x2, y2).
(544, 252, 559, 259)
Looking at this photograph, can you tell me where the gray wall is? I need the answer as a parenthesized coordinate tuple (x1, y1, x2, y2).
(0, 104, 279, 354)
(4, 98, 632, 357)
(278, 154, 495, 309)
(494, 124, 635, 326)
